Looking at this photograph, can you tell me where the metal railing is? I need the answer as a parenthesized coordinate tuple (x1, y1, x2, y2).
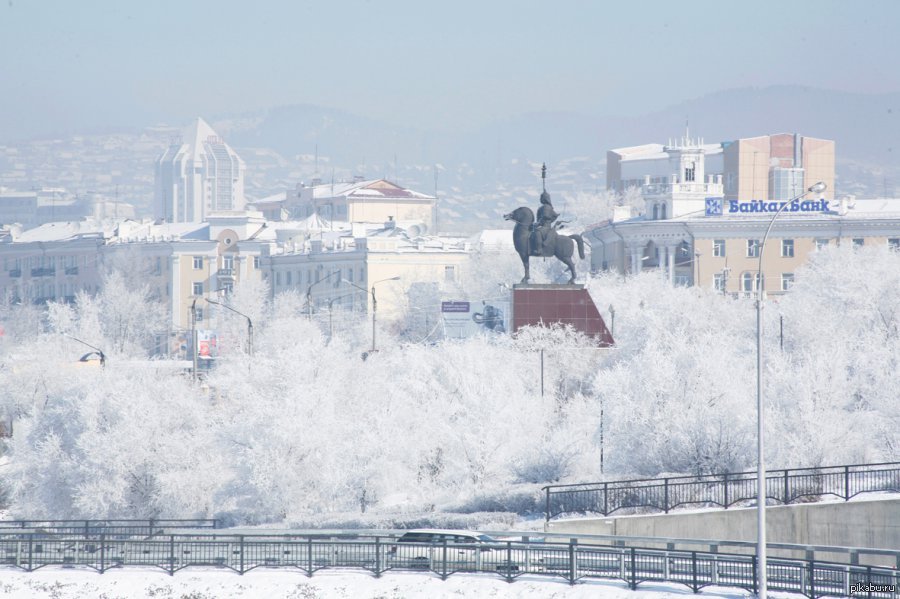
(542, 461, 900, 521)
(0, 519, 219, 537)
(1, 531, 896, 597)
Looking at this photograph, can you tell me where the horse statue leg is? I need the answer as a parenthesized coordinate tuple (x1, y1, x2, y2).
(520, 251, 530, 283)
(561, 255, 576, 284)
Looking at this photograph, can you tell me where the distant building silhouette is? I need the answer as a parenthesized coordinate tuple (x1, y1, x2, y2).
(154, 118, 246, 223)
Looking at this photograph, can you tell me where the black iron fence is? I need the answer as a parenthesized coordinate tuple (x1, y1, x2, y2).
(0, 519, 219, 537)
(0, 531, 896, 598)
(542, 461, 900, 521)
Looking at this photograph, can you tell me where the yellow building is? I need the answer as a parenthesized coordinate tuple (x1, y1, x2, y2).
(588, 197, 900, 296)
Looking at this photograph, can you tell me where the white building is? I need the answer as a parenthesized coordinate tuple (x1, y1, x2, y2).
(154, 118, 246, 223)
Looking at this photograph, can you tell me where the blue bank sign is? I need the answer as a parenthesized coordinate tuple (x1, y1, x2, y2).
(705, 197, 829, 216)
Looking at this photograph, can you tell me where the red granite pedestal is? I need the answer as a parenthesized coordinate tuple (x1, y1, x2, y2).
(511, 284, 614, 346)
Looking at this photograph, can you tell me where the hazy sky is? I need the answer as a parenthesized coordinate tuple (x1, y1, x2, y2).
(2, 0, 899, 140)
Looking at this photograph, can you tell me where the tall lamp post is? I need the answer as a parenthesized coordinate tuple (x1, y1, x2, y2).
(64, 334, 106, 367)
(205, 298, 253, 356)
(190, 299, 198, 384)
(755, 181, 826, 598)
(341, 276, 401, 354)
(306, 270, 339, 320)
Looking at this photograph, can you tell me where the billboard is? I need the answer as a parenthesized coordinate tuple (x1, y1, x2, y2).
(442, 299, 508, 339)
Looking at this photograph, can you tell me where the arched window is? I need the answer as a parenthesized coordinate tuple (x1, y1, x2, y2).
(660, 203, 667, 219)
(652, 204, 659, 220)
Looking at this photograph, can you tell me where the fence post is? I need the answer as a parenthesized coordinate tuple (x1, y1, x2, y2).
(692, 551, 698, 593)
(375, 536, 381, 577)
(84, 520, 90, 539)
(844, 465, 851, 501)
(28, 533, 33, 572)
(723, 473, 729, 508)
(506, 541, 514, 583)
(100, 533, 105, 573)
(664, 478, 670, 513)
(604, 482, 609, 515)
(629, 547, 637, 590)
(809, 559, 816, 599)
(441, 537, 448, 580)
(784, 469, 790, 504)
(568, 539, 576, 585)
(168, 535, 175, 576)
(751, 554, 758, 596)
(307, 537, 313, 577)
(239, 536, 244, 574)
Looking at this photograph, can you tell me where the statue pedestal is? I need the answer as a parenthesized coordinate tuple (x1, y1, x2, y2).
(511, 284, 614, 346)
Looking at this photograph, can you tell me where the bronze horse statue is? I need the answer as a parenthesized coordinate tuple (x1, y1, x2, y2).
(503, 206, 585, 284)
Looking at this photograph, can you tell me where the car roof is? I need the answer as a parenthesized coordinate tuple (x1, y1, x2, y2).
(400, 529, 484, 536)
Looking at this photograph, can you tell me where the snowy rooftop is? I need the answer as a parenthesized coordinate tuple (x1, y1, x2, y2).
(305, 179, 435, 201)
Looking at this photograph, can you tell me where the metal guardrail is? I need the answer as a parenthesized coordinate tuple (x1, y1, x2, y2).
(0, 519, 219, 537)
(542, 461, 900, 521)
(0, 531, 896, 597)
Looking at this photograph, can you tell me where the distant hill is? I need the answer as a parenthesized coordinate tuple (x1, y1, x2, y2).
(214, 85, 900, 194)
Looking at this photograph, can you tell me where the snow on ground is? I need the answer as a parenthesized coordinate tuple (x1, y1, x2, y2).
(0, 567, 768, 598)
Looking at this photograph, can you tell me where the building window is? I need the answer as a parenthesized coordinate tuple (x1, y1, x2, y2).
(154, 257, 162, 275)
(445, 265, 456, 282)
(348, 268, 354, 282)
(852, 238, 864, 248)
(889, 238, 900, 251)
(253, 256, 260, 269)
(714, 273, 726, 292)
(781, 239, 794, 258)
(652, 204, 659, 220)
(685, 162, 695, 182)
(192, 282, 203, 296)
(742, 272, 762, 294)
(286, 271, 292, 285)
(275, 272, 282, 286)
(223, 255, 234, 270)
(713, 239, 726, 257)
(193, 256, 203, 269)
(815, 238, 829, 251)
(747, 239, 760, 258)
(781, 273, 794, 291)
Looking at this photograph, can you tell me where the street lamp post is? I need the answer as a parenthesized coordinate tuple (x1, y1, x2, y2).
(325, 293, 355, 338)
(205, 298, 253, 356)
(191, 299, 198, 384)
(64, 334, 106, 367)
(341, 276, 400, 354)
(755, 181, 826, 598)
(306, 270, 339, 321)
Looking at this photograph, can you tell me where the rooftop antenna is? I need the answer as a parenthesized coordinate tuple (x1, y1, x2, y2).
(685, 117, 690, 145)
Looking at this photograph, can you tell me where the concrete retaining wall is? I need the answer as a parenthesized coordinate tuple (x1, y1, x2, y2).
(546, 497, 900, 563)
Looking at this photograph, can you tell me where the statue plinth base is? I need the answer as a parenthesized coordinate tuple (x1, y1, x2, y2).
(511, 284, 614, 346)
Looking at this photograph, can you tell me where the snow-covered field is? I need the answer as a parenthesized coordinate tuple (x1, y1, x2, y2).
(0, 567, 760, 598)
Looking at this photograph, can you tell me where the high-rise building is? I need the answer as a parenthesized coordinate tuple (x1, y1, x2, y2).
(154, 118, 246, 223)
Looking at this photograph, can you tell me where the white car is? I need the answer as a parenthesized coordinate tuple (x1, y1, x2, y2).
(387, 529, 497, 571)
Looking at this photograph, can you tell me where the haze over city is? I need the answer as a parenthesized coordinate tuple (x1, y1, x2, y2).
(2, 0, 899, 139)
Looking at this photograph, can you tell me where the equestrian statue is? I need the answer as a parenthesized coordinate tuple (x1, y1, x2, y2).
(503, 164, 585, 284)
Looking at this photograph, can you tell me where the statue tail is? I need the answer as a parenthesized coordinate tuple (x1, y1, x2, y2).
(572, 234, 585, 259)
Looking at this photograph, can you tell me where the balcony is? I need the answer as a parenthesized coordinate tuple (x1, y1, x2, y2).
(8, 269, 21, 278)
(217, 268, 235, 279)
(30, 267, 56, 277)
(65, 266, 79, 275)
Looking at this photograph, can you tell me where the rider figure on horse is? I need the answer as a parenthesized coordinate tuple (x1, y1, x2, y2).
(533, 189, 559, 256)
